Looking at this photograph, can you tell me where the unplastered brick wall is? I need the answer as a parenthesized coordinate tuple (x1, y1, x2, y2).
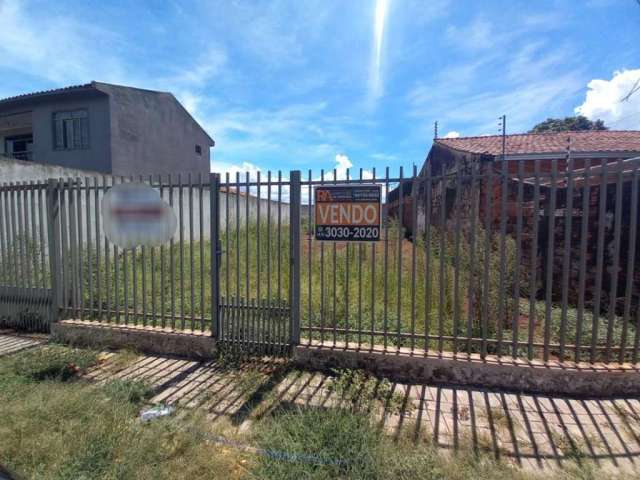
(395, 151, 639, 316)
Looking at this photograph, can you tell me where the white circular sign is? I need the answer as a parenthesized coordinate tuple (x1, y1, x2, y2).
(102, 182, 177, 248)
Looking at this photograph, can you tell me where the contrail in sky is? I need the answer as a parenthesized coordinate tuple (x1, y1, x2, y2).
(370, 0, 389, 103)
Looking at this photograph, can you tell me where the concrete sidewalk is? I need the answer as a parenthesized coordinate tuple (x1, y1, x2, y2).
(2, 331, 640, 474)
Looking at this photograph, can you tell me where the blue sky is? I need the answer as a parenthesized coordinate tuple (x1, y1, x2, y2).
(1, 0, 639, 177)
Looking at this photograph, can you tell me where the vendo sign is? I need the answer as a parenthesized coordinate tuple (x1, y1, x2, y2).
(314, 185, 381, 241)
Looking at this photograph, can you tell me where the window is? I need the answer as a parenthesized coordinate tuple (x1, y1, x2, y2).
(195, 144, 202, 155)
(53, 110, 89, 150)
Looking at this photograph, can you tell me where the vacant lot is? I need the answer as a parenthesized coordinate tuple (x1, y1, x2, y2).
(30, 221, 632, 362)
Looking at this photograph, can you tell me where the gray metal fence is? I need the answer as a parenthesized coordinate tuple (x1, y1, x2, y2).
(1, 159, 639, 364)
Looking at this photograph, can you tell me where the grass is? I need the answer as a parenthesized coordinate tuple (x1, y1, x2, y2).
(0, 344, 635, 479)
(0, 345, 242, 480)
(63, 222, 527, 347)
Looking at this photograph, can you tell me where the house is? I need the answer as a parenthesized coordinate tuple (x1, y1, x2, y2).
(388, 130, 640, 311)
(0, 81, 214, 176)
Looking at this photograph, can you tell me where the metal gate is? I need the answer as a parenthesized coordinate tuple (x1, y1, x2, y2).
(210, 171, 300, 355)
(0, 181, 53, 332)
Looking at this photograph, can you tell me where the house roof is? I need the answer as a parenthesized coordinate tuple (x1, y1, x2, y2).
(0, 83, 97, 105)
(435, 130, 640, 156)
(0, 81, 215, 146)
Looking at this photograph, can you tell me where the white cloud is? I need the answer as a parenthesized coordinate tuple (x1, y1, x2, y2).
(575, 69, 640, 129)
(443, 131, 461, 138)
(446, 18, 494, 51)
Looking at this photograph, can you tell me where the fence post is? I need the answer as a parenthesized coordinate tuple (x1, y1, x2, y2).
(289, 170, 301, 345)
(46, 179, 63, 325)
(210, 173, 221, 339)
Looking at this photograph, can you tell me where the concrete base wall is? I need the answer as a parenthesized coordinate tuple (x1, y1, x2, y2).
(293, 344, 640, 398)
(51, 320, 216, 360)
(49, 321, 640, 397)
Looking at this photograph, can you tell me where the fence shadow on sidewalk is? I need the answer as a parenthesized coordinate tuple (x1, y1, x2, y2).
(86, 350, 640, 473)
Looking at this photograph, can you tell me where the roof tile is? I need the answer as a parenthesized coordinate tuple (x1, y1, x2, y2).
(436, 131, 640, 155)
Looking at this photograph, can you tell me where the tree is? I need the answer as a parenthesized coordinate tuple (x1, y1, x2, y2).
(529, 116, 608, 133)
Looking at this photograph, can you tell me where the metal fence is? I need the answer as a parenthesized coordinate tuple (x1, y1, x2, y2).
(1, 159, 638, 364)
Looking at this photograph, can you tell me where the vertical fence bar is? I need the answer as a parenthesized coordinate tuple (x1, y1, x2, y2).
(113, 178, 120, 324)
(76, 178, 84, 319)
(122, 181, 129, 325)
(22, 182, 33, 318)
(319, 170, 325, 345)
(199, 173, 205, 331)
(481, 161, 494, 358)
(235, 172, 241, 349)
(543, 159, 558, 362)
(130, 180, 137, 325)
(345, 169, 351, 347)
(290, 170, 301, 346)
(528, 160, 541, 359)
(575, 160, 591, 362)
(178, 173, 185, 329)
(139, 176, 147, 326)
(497, 156, 509, 356)
(159, 175, 166, 328)
(85, 178, 93, 319)
(424, 163, 433, 353)
(605, 159, 624, 362)
(38, 185, 47, 290)
(397, 167, 404, 351)
(256, 172, 262, 343)
(149, 175, 156, 327)
(0, 185, 6, 290)
(591, 159, 608, 362)
(94, 177, 101, 321)
(411, 165, 418, 352)
(307, 170, 313, 345)
(47, 179, 62, 324)
(331, 169, 336, 348)
(466, 161, 478, 355)
(266, 171, 272, 347)
(210, 173, 221, 339)
(16, 183, 27, 297)
(277, 171, 283, 352)
(59, 179, 70, 319)
(189, 172, 195, 330)
(30, 183, 38, 290)
(383, 167, 390, 350)
(622, 162, 638, 362)
(3, 185, 15, 321)
(224, 173, 230, 340)
(370, 167, 377, 347)
(559, 146, 574, 360)
(7, 184, 18, 321)
(438, 166, 447, 353)
(34, 183, 46, 325)
(169, 174, 176, 329)
(245, 172, 251, 343)
(104, 176, 111, 322)
(452, 159, 461, 354)
(512, 159, 524, 357)
(3, 184, 14, 321)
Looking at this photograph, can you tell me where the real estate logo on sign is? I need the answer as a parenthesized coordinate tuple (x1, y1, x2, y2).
(314, 185, 381, 241)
